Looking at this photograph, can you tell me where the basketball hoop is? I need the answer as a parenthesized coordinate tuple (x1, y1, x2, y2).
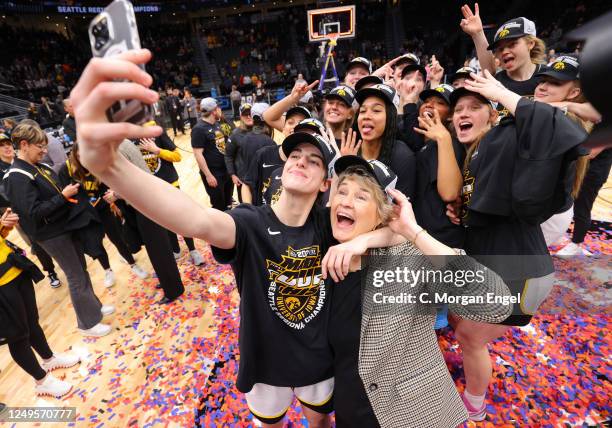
(327, 33, 339, 47)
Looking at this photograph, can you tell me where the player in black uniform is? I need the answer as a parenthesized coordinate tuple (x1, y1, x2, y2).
(225, 103, 254, 203)
(137, 131, 204, 266)
(354, 83, 416, 199)
(445, 72, 587, 421)
(460, 6, 546, 118)
(263, 81, 314, 138)
(191, 98, 232, 211)
(412, 84, 465, 248)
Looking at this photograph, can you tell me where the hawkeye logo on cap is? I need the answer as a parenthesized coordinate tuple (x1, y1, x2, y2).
(337, 88, 346, 96)
(435, 86, 446, 93)
(498, 29, 510, 38)
(553, 62, 565, 70)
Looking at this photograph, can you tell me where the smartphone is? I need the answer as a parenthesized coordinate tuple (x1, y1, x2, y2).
(88, 0, 153, 125)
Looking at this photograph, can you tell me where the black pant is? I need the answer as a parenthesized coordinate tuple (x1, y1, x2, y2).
(201, 172, 233, 211)
(2, 273, 53, 380)
(31, 241, 56, 274)
(170, 112, 185, 135)
(232, 100, 241, 120)
(188, 117, 197, 130)
(167, 230, 195, 253)
(134, 210, 184, 300)
(572, 149, 612, 243)
(99, 206, 136, 265)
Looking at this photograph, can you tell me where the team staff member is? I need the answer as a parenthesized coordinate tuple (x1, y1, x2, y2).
(183, 90, 198, 130)
(59, 143, 150, 279)
(446, 72, 586, 421)
(354, 84, 416, 199)
(0, 133, 61, 289)
(138, 131, 204, 266)
(225, 103, 254, 202)
(6, 123, 112, 337)
(0, 208, 81, 398)
(460, 6, 546, 115)
(191, 98, 232, 211)
(327, 157, 511, 427)
(411, 85, 465, 248)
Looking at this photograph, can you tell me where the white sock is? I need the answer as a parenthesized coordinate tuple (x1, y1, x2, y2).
(464, 390, 485, 408)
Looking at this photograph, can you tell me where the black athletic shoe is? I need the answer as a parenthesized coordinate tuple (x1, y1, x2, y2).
(48, 273, 61, 288)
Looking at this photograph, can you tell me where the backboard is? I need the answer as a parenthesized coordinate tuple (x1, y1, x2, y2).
(307, 5, 356, 42)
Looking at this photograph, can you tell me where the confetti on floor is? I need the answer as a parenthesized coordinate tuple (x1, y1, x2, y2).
(24, 224, 609, 427)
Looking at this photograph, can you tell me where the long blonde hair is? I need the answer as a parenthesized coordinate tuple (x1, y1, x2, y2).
(524, 35, 547, 64)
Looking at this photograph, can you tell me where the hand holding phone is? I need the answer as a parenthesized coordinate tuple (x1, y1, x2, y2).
(88, 0, 153, 125)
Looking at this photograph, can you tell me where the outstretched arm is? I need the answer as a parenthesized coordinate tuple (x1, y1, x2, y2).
(72, 50, 236, 249)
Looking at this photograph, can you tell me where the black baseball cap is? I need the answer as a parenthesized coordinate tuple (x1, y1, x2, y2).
(281, 132, 337, 171)
(293, 118, 327, 137)
(401, 63, 427, 82)
(355, 75, 384, 92)
(488, 17, 537, 51)
(346, 57, 373, 74)
(286, 106, 311, 121)
(324, 85, 356, 107)
(334, 155, 398, 197)
(395, 53, 420, 68)
(449, 87, 496, 109)
(419, 84, 454, 106)
(355, 83, 399, 110)
(535, 55, 580, 81)
(452, 66, 477, 83)
(239, 103, 252, 115)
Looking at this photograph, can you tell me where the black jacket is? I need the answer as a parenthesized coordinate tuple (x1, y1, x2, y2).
(397, 103, 425, 152)
(6, 158, 71, 241)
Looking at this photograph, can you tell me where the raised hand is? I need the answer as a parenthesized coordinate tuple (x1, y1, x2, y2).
(138, 137, 160, 154)
(290, 80, 319, 101)
(386, 188, 421, 241)
(464, 70, 507, 102)
(396, 79, 420, 106)
(70, 49, 163, 176)
(340, 128, 362, 156)
(413, 109, 451, 142)
(372, 55, 404, 79)
(428, 55, 445, 86)
(460, 3, 484, 36)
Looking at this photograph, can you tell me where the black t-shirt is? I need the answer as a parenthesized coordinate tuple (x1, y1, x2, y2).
(191, 120, 228, 175)
(387, 141, 417, 200)
(240, 131, 276, 179)
(0, 160, 11, 177)
(243, 145, 284, 206)
(495, 64, 544, 119)
(329, 271, 380, 428)
(140, 133, 179, 185)
(211, 204, 336, 392)
(414, 139, 466, 248)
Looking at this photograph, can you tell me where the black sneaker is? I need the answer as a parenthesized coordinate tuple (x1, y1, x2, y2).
(48, 273, 61, 288)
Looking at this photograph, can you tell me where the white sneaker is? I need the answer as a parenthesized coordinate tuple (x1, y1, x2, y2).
(173, 251, 181, 260)
(190, 250, 204, 266)
(101, 305, 115, 317)
(555, 242, 592, 258)
(79, 322, 112, 337)
(35, 374, 73, 398)
(103, 269, 115, 288)
(130, 264, 148, 279)
(41, 352, 81, 372)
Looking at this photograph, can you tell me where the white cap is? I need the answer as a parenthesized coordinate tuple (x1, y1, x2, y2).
(200, 97, 218, 113)
(251, 102, 270, 120)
